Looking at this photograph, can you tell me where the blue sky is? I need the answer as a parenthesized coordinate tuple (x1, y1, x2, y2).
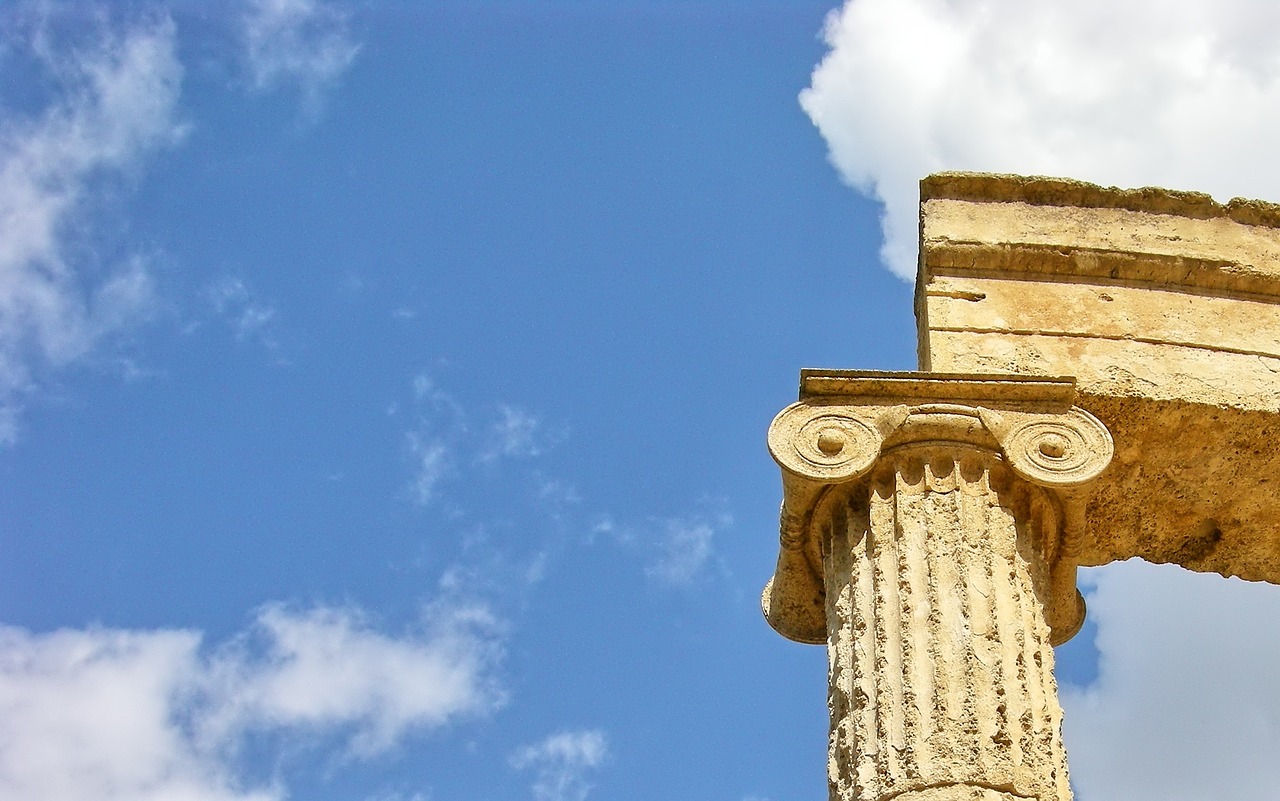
(3, 2, 1280, 801)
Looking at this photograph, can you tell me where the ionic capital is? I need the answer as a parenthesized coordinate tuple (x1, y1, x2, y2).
(768, 389, 1111, 491)
(762, 371, 1113, 647)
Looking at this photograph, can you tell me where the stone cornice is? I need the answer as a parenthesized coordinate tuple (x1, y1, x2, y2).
(918, 182, 1280, 303)
(921, 171, 1280, 228)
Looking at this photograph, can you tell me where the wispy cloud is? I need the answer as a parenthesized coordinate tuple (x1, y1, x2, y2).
(202, 275, 282, 354)
(645, 512, 731, 586)
(0, 600, 503, 801)
(534, 475, 581, 515)
(511, 729, 609, 801)
(803, 0, 1280, 278)
(0, 9, 182, 440)
(1061, 560, 1280, 801)
(400, 372, 465, 506)
(400, 374, 564, 506)
(240, 0, 359, 112)
(406, 432, 449, 506)
(479, 405, 544, 463)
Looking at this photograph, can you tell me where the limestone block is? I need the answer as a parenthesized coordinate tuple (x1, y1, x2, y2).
(918, 173, 1280, 581)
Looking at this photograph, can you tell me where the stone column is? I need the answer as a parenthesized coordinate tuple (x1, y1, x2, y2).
(764, 373, 1112, 801)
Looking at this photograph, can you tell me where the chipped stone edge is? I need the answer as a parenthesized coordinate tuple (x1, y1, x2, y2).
(920, 171, 1280, 229)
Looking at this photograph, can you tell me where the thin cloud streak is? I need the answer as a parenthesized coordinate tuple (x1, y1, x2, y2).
(400, 374, 563, 505)
(645, 512, 731, 586)
(406, 433, 449, 506)
(479, 404, 544, 463)
(202, 276, 281, 353)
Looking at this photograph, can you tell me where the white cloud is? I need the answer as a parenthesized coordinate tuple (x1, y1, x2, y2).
(0, 11, 182, 438)
(534, 475, 581, 514)
(406, 431, 449, 505)
(0, 601, 503, 801)
(203, 276, 279, 348)
(411, 374, 433, 400)
(401, 377, 565, 504)
(480, 405, 543, 463)
(803, 0, 1280, 278)
(1060, 560, 1280, 801)
(645, 514, 729, 586)
(400, 374, 467, 505)
(409, 372, 464, 420)
(511, 729, 609, 801)
(201, 602, 505, 755)
(241, 0, 359, 109)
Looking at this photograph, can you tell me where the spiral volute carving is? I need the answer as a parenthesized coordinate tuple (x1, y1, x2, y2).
(999, 408, 1113, 487)
(768, 404, 883, 483)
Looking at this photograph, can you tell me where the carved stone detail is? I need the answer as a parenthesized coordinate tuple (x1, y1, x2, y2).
(768, 402, 1112, 490)
(825, 451, 1071, 801)
(763, 372, 1113, 801)
(979, 408, 1112, 487)
(768, 404, 890, 483)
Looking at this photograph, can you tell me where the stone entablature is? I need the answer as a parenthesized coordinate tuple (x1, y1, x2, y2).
(918, 172, 1280, 582)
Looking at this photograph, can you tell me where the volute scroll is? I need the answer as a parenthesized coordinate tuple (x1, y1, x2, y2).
(767, 402, 892, 484)
(980, 407, 1114, 487)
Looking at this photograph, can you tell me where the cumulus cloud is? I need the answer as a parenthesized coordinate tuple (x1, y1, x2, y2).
(241, 0, 359, 109)
(202, 602, 505, 754)
(803, 0, 1280, 278)
(511, 729, 609, 801)
(0, 11, 182, 439)
(0, 601, 503, 801)
(1060, 560, 1280, 801)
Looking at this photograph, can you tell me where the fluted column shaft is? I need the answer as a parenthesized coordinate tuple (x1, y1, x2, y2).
(825, 447, 1069, 801)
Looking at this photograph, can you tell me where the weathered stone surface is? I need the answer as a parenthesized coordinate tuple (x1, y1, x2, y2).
(918, 172, 1280, 582)
(765, 172, 1280, 801)
(765, 372, 1111, 801)
(827, 452, 1070, 801)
